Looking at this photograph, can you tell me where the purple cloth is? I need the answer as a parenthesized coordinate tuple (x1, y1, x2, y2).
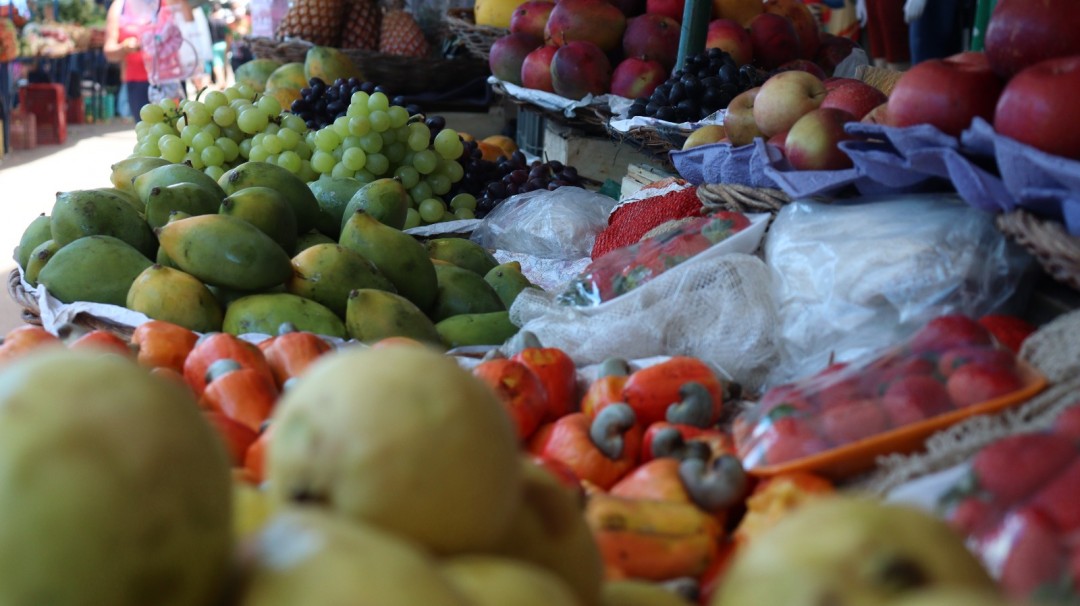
(669, 139, 779, 189)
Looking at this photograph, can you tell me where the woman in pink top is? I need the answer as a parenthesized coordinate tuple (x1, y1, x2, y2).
(104, 0, 155, 118)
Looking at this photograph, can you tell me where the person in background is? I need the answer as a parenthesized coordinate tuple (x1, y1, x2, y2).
(207, 1, 234, 88)
(903, 0, 974, 63)
(228, 0, 253, 73)
(103, 0, 194, 117)
(856, 0, 910, 70)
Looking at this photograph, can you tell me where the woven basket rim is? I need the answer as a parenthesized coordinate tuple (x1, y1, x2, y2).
(696, 182, 792, 215)
(996, 209, 1080, 292)
(6, 269, 135, 338)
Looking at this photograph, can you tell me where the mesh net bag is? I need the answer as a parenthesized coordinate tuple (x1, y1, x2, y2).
(510, 253, 780, 394)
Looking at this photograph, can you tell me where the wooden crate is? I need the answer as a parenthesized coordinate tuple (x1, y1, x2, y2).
(542, 120, 659, 184)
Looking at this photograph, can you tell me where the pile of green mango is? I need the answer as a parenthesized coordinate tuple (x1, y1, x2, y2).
(15, 158, 540, 349)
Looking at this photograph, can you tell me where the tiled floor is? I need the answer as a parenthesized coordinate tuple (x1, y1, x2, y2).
(0, 121, 139, 334)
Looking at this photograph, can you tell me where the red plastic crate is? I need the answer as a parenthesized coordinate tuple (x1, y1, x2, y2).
(18, 83, 66, 145)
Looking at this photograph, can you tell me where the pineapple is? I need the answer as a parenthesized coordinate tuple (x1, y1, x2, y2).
(341, 0, 381, 50)
(378, 2, 430, 58)
(276, 0, 346, 47)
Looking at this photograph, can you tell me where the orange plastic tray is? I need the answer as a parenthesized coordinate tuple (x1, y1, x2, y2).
(747, 360, 1048, 481)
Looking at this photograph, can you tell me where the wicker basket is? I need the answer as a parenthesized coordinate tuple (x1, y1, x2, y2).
(489, 79, 613, 137)
(996, 210, 1080, 292)
(855, 64, 903, 97)
(444, 8, 507, 61)
(7, 269, 135, 339)
(696, 182, 792, 215)
(247, 36, 490, 95)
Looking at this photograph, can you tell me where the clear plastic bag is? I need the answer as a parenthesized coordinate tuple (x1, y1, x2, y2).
(734, 314, 1043, 477)
(470, 187, 618, 261)
(765, 194, 1035, 386)
(557, 212, 762, 306)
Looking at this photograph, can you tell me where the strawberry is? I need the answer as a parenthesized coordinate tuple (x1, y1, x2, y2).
(996, 508, 1068, 599)
(760, 416, 830, 466)
(1052, 404, 1080, 441)
(819, 398, 889, 444)
(978, 314, 1037, 354)
(1029, 458, 1080, 533)
(970, 432, 1077, 506)
(908, 314, 994, 355)
(946, 494, 1002, 538)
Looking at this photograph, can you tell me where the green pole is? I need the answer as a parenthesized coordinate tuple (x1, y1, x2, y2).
(970, 0, 998, 51)
(676, 0, 712, 72)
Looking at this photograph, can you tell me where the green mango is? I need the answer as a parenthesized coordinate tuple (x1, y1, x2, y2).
(126, 264, 224, 332)
(286, 243, 396, 318)
(345, 288, 442, 346)
(339, 211, 437, 313)
(219, 186, 298, 253)
(234, 58, 281, 93)
(50, 189, 157, 258)
(435, 311, 519, 349)
(426, 237, 499, 277)
(341, 178, 410, 232)
(155, 246, 178, 269)
(109, 156, 170, 197)
(145, 181, 223, 230)
(157, 214, 293, 292)
(100, 187, 145, 215)
(309, 176, 364, 239)
(224, 293, 346, 338)
(24, 239, 61, 287)
(430, 263, 506, 322)
(206, 283, 286, 309)
(219, 161, 320, 234)
(38, 236, 152, 306)
(134, 163, 226, 208)
(16, 214, 51, 272)
(484, 261, 537, 309)
(293, 230, 336, 255)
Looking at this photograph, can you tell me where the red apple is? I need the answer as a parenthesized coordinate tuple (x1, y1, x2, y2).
(984, 0, 1080, 79)
(611, 57, 667, 98)
(545, 0, 627, 52)
(646, 0, 685, 22)
(783, 107, 855, 171)
(489, 32, 544, 85)
(887, 52, 1005, 136)
(861, 102, 889, 124)
(777, 58, 825, 79)
(763, 0, 820, 60)
(622, 13, 681, 71)
(946, 361, 1026, 408)
(880, 374, 953, 427)
(752, 69, 827, 137)
(994, 55, 1080, 160)
(820, 79, 888, 121)
(747, 12, 800, 70)
(511, 0, 556, 41)
(723, 85, 764, 145)
(705, 18, 753, 66)
(521, 45, 558, 92)
(551, 40, 613, 100)
(814, 32, 857, 76)
(766, 129, 787, 156)
(822, 76, 851, 91)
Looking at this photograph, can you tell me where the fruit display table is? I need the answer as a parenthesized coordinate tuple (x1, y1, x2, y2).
(2, 0, 1080, 604)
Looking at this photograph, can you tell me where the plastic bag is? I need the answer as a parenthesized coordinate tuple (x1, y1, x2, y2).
(933, 407, 1080, 603)
(765, 194, 1035, 386)
(511, 253, 781, 394)
(734, 313, 1044, 477)
(558, 211, 764, 306)
(470, 187, 617, 261)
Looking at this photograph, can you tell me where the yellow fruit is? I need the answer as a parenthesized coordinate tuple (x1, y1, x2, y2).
(267, 345, 522, 555)
(683, 124, 728, 150)
(265, 86, 302, 111)
(483, 134, 519, 157)
(474, 0, 528, 28)
(712, 0, 763, 26)
(440, 556, 584, 606)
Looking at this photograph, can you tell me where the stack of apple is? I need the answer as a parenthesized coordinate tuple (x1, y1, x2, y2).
(490, 0, 863, 103)
(877, 0, 1080, 160)
(717, 69, 886, 171)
